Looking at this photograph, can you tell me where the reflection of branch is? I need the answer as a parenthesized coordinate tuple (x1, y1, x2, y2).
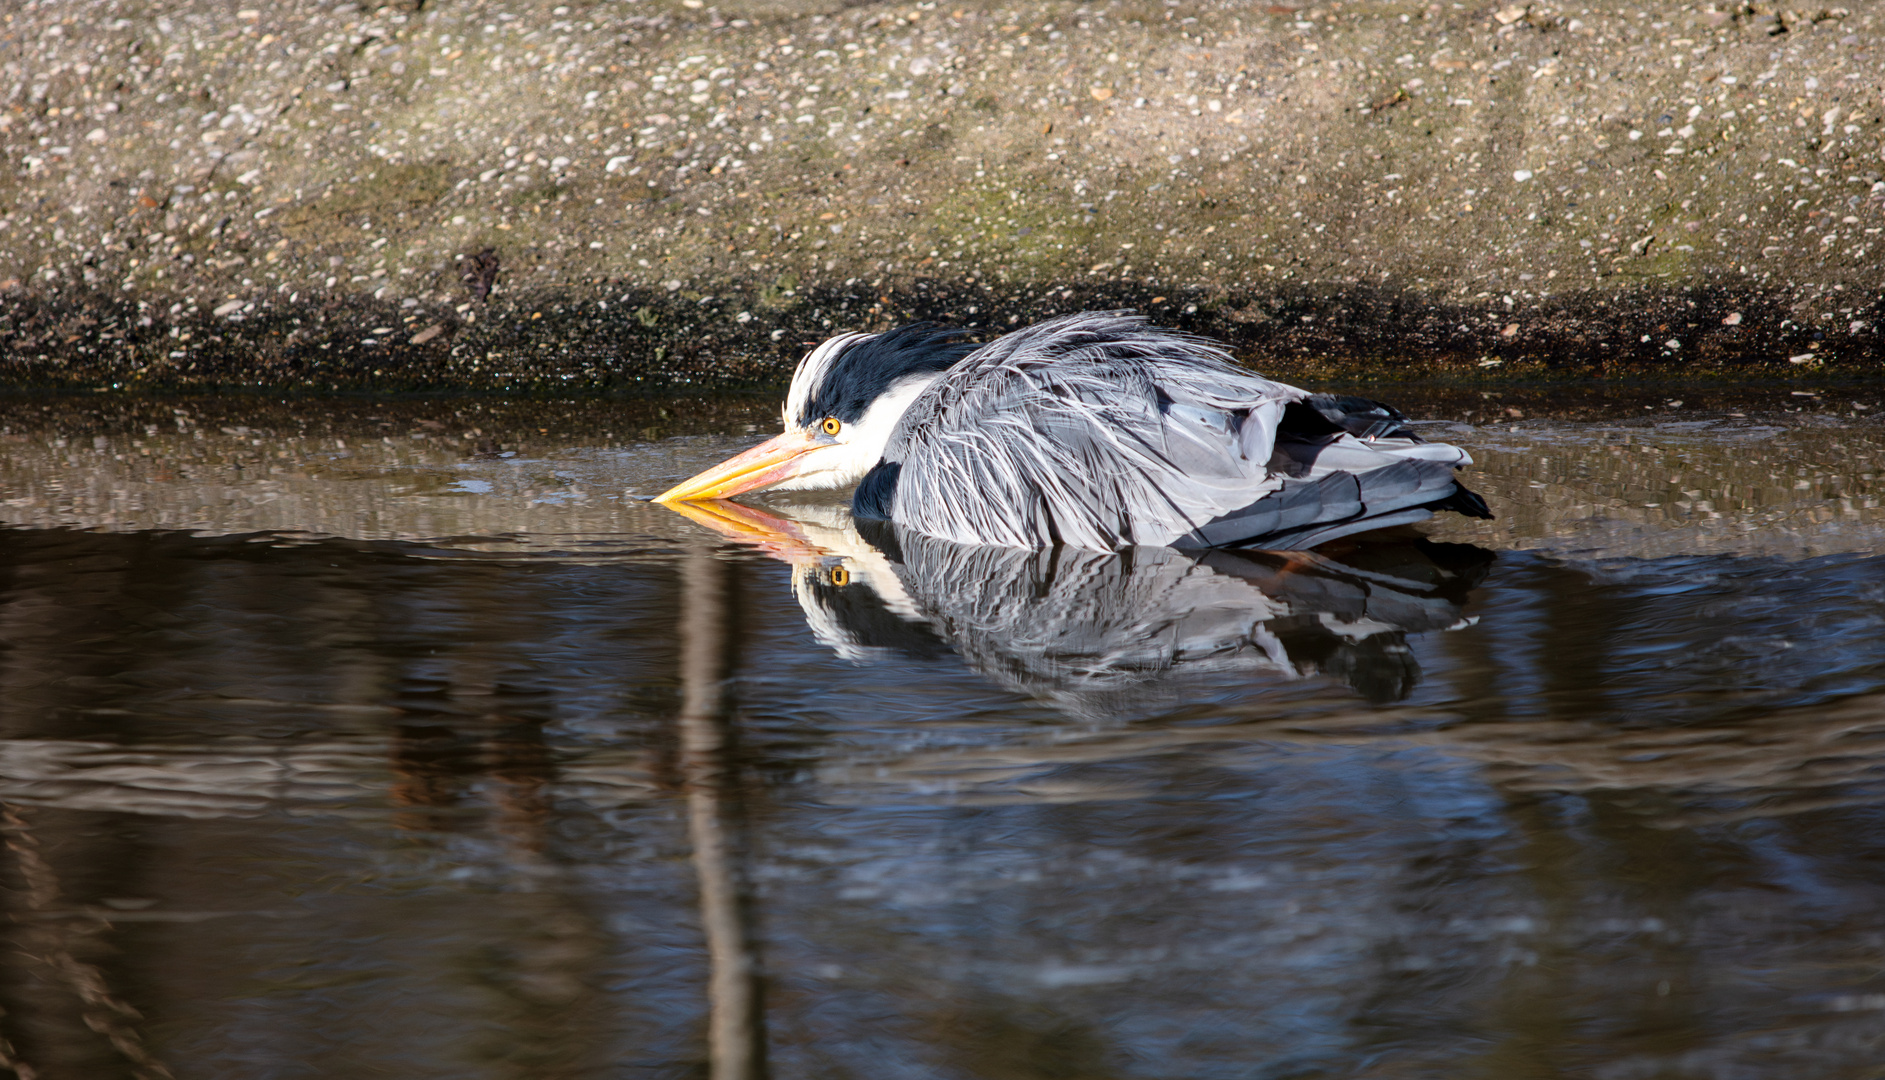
(678, 551, 766, 1080)
(0, 1027, 32, 1079)
(0, 820, 36, 1080)
(2, 805, 174, 1080)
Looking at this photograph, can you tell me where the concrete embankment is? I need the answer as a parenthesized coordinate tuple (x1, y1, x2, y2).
(1, 0, 1881, 389)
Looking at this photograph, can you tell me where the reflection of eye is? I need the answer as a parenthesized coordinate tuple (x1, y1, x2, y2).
(821, 417, 842, 437)
(829, 565, 850, 587)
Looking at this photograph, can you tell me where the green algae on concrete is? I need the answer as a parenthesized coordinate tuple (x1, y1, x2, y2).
(0, 0, 1881, 389)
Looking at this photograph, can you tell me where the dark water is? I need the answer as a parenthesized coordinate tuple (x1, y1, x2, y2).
(4, 391, 1885, 1079)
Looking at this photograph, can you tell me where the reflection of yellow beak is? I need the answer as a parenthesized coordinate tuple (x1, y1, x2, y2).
(661, 494, 829, 562)
(654, 429, 819, 502)
(662, 498, 803, 543)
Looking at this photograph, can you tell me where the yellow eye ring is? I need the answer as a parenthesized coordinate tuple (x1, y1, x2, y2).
(829, 566, 850, 587)
(821, 417, 842, 437)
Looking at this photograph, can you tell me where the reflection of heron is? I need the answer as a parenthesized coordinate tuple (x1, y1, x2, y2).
(658, 312, 1490, 550)
(671, 500, 1493, 710)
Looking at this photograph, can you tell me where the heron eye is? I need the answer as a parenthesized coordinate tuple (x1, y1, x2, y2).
(829, 566, 850, 587)
(820, 417, 842, 437)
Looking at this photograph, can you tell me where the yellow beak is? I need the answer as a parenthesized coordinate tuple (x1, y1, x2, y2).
(654, 429, 821, 502)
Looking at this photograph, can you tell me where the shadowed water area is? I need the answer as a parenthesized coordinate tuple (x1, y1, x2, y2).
(4, 386, 1885, 1079)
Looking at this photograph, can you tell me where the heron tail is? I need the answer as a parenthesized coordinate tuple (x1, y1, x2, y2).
(1180, 453, 1491, 550)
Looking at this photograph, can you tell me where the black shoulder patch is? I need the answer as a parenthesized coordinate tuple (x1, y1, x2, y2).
(798, 322, 976, 426)
(1301, 394, 1416, 440)
(851, 459, 901, 521)
(1278, 398, 1348, 439)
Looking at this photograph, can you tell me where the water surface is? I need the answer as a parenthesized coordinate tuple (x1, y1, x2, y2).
(3, 389, 1885, 1079)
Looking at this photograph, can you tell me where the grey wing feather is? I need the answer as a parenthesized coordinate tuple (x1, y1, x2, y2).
(880, 312, 1298, 548)
(875, 311, 1485, 551)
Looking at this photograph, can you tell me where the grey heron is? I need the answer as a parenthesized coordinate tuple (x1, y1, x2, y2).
(657, 311, 1491, 550)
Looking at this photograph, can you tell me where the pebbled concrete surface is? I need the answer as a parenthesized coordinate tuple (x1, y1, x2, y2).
(1, 0, 1882, 389)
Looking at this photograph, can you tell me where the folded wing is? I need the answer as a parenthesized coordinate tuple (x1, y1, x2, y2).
(858, 312, 1490, 550)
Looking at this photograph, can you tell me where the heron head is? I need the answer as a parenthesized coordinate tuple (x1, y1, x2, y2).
(656, 322, 974, 502)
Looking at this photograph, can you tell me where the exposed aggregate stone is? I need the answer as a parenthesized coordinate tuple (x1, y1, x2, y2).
(1, 0, 1882, 388)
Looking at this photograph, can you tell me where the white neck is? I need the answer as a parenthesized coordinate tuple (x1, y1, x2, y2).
(844, 372, 939, 471)
(773, 372, 942, 491)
